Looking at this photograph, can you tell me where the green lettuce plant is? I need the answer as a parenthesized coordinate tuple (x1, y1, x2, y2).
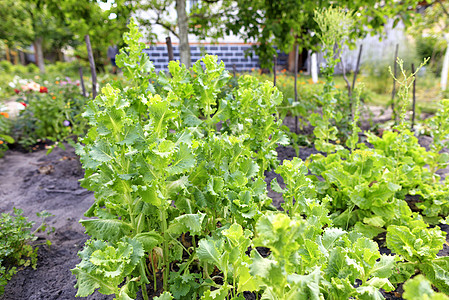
(250, 159, 396, 299)
(387, 221, 449, 294)
(307, 58, 449, 233)
(73, 19, 287, 299)
(402, 275, 449, 300)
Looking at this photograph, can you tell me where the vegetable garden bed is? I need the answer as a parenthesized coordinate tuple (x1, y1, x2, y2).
(2, 14, 449, 300)
(0, 116, 448, 299)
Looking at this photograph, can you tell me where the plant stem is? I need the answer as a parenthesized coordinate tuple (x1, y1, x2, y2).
(150, 252, 158, 292)
(160, 208, 170, 291)
(142, 283, 149, 300)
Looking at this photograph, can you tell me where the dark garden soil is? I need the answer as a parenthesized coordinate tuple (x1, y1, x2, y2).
(1, 115, 448, 299)
(0, 146, 112, 300)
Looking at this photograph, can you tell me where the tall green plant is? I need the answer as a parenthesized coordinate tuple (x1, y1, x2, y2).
(72, 19, 288, 299)
(310, 7, 354, 153)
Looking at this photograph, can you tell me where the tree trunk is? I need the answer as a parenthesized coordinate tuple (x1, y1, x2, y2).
(19, 51, 26, 65)
(288, 48, 296, 73)
(441, 35, 449, 90)
(58, 49, 64, 62)
(34, 37, 45, 73)
(176, 0, 191, 67)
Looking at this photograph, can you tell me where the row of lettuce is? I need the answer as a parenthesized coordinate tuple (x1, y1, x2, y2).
(67, 21, 449, 300)
(1, 16, 449, 299)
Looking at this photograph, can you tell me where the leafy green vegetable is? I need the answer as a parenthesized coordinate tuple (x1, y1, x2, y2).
(403, 275, 449, 300)
(73, 18, 288, 299)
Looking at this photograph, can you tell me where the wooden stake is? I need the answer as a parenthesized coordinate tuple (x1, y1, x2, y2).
(19, 50, 26, 65)
(85, 35, 97, 99)
(79, 67, 87, 97)
(352, 44, 363, 91)
(166, 37, 174, 61)
(273, 54, 277, 87)
(391, 44, 399, 122)
(411, 63, 416, 130)
(294, 44, 299, 134)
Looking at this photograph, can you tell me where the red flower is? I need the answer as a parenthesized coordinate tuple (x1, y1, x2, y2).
(20, 102, 27, 107)
(14, 89, 20, 94)
(39, 86, 48, 93)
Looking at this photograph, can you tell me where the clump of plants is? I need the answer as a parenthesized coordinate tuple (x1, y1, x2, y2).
(309, 7, 355, 153)
(73, 19, 288, 299)
(0, 209, 53, 296)
(0, 110, 14, 157)
(72, 16, 449, 300)
(12, 78, 87, 151)
(306, 56, 449, 293)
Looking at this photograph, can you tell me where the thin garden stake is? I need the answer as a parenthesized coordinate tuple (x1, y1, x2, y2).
(294, 44, 299, 134)
(85, 35, 97, 99)
(273, 54, 277, 86)
(352, 44, 363, 91)
(391, 44, 399, 122)
(166, 37, 174, 61)
(79, 66, 87, 97)
(411, 63, 417, 130)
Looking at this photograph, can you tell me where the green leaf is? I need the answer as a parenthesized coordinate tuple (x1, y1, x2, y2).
(325, 247, 354, 281)
(387, 225, 445, 262)
(72, 239, 134, 297)
(201, 285, 231, 300)
(72, 267, 117, 297)
(166, 176, 189, 197)
(80, 219, 133, 243)
(0, 134, 14, 144)
(155, 140, 176, 158)
(420, 257, 449, 295)
(287, 267, 322, 300)
(169, 272, 201, 299)
(166, 144, 195, 175)
(153, 292, 174, 300)
(270, 178, 284, 194)
(206, 176, 224, 196)
(353, 222, 385, 239)
(370, 255, 395, 279)
(321, 228, 346, 250)
(249, 249, 277, 281)
(134, 232, 162, 252)
(197, 238, 221, 267)
(118, 124, 144, 146)
(138, 184, 163, 207)
(403, 274, 449, 300)
(363, 216, 386, 228)
(366, 277, 394, 291)
(89, 140, 114, 162)
(168, 213, 206, 236)
(356, 285, 386, 300)
(237, 264, 259, 293)
(117, 283, 134, 300)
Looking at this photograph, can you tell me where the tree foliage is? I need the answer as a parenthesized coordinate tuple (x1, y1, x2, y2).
(191, 0, 421, 68)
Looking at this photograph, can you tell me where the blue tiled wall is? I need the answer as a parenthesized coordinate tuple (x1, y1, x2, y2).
(143, 44, 288, 71)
